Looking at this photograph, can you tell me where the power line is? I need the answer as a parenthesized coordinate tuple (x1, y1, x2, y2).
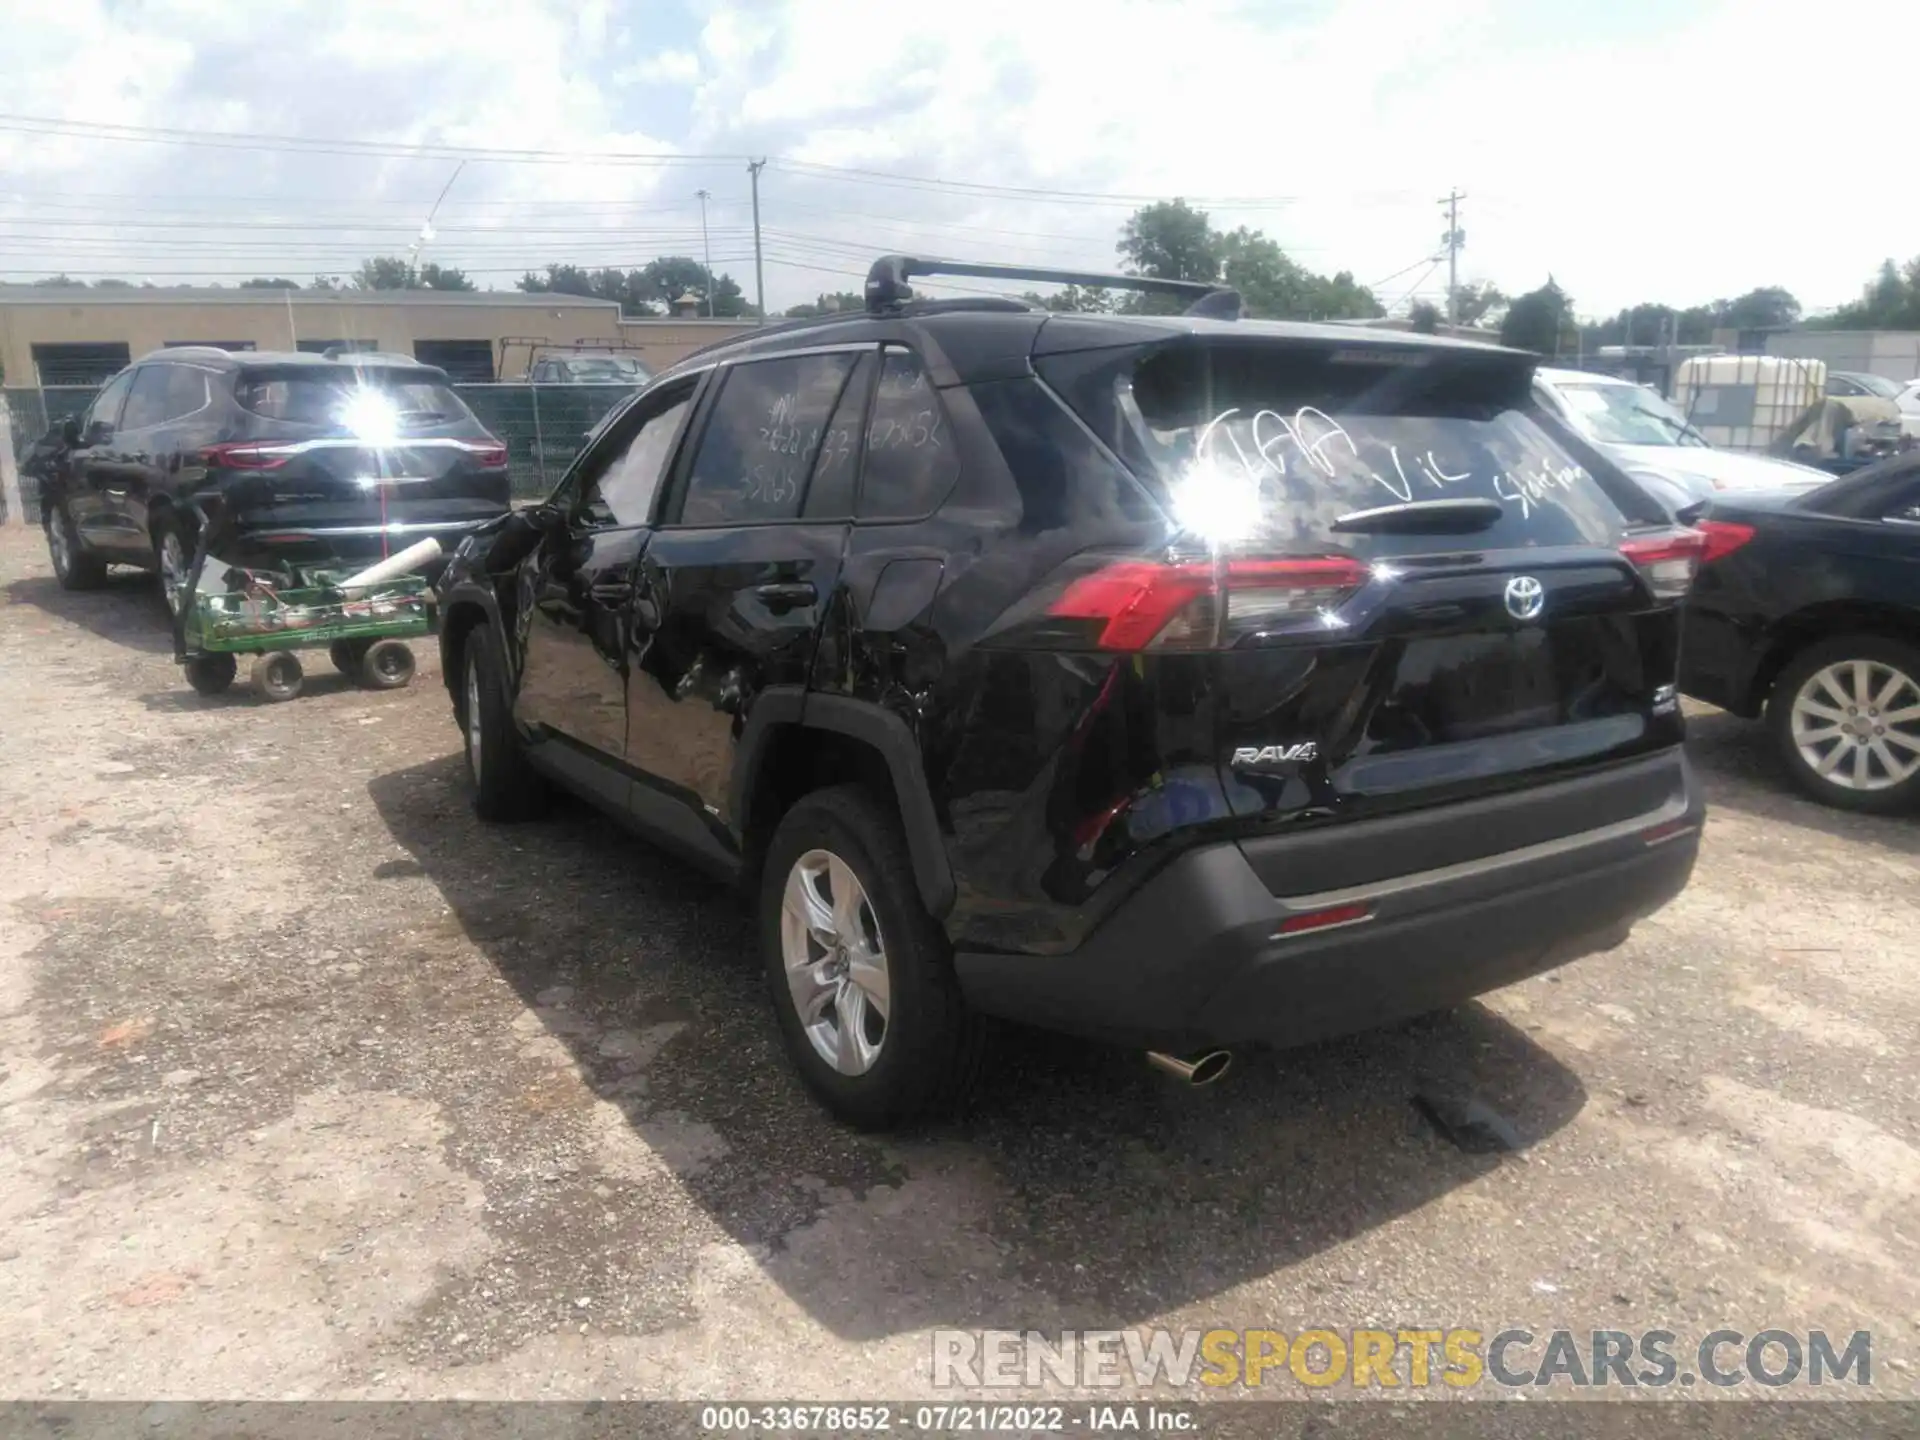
(0, 111, 1312, 207)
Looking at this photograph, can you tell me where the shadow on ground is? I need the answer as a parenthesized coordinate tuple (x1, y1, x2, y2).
(5, 572, 172, 655)
(1684, 706, 1920, 856)
(369, 752, 1589, 1339)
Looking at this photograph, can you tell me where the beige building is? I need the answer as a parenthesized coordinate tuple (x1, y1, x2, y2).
(0, 285, 758, 386)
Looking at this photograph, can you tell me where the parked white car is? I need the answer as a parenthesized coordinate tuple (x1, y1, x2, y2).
(1532, 366, 1829, 515)
(1895, 379, 1920, 440)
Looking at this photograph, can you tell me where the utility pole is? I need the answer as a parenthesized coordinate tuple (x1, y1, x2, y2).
(747, 159, 768, 325)
(695, 188, 714, 317)
(1438, 189, 1465, 325)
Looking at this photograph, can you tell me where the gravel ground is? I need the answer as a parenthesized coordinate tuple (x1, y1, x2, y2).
(0, 523, 1916, 1411)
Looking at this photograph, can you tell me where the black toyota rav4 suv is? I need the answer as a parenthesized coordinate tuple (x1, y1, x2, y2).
(436, 256, 1706, 1127)
(39, 347, 510, 610)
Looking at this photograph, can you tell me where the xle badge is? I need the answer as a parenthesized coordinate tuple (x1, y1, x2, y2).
(1231, 743, 1319, 766)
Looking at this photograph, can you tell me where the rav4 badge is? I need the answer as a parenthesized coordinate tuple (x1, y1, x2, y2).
(1231, 742, 1319, 766)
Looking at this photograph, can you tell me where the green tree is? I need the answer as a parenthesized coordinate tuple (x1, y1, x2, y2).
(29, 274, 86, 287)
(1811, 258, 1920, 330)
(1118, 199, 1219, 285)
(353, 255, 418, 290)
(418, 262, 475, 292)
(240, 277, 302, 289)
(785, 290, 866, 317)
(1500, 278, 1578, 356)
(1305, 269, 1385, 321)
(1447, 281, 1505, 327)
(1015, 285, 1115, 313)
(1408, 300, 1442, 334)
(1720, 286, 1800, 331)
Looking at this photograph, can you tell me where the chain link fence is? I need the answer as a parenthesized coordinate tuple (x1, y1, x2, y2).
(2, 382, 637, 522)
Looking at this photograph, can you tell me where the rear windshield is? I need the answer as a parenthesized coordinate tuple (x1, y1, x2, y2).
(236, 368, 476, 430)
(1041, 340, 1653, 553)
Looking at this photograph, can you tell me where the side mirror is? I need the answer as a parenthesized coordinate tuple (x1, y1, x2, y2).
(59, 415, 82, 446)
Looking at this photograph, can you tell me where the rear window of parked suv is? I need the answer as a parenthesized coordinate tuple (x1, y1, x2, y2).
(1039, 339, 1659, 555)
(236, 368, 477, 430)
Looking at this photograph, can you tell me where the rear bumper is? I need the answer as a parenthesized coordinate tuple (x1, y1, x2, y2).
(953, 750, 1703, 1052)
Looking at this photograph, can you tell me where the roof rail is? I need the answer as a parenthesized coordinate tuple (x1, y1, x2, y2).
(865, 255, 1242, 319)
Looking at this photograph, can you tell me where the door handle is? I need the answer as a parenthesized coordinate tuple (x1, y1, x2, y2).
(754, 581, 817, 610)
(589, 581, 634, 603)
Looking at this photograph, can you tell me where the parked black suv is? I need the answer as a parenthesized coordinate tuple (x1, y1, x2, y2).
(38, 348, 510, 611)
(1679, 453, 1920, 812)
(436, 255, 1706, 1127)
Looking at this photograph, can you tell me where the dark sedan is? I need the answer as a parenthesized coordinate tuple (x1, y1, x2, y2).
(1680, 453, 1920, 811)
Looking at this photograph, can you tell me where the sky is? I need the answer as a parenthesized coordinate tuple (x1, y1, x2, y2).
(0, 0, 1915, 320)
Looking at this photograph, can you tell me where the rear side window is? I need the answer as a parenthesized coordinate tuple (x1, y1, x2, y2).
(677, 353, 859, 525)
(1041, 341, 1647, 555)
(859, 348, 960, 519)
(236, 369, 475, 430)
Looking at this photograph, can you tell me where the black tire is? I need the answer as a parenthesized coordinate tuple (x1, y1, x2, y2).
(1768, 633, 1920, 814)
(250, 650, 304, 703)
(150, 514, 197, 619)
(183, 653, 237, 696)
(759, 784, 989, 1129)
(461, 626, 549, 820)
(45, 504, 108, 590)
(359, 639, 416, 690)
(330, 639, 372, 676)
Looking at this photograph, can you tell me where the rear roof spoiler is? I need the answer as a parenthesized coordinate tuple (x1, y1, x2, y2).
(864, 255, 1242, 320)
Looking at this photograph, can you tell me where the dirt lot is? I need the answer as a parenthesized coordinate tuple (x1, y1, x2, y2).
(1, 522, 1916, 1407)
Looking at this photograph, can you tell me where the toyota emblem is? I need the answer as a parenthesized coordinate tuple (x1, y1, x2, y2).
(1504, 575, 1545, 621)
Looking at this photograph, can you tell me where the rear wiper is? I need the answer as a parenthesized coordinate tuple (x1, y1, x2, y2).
(1331, 498, 1505, 534)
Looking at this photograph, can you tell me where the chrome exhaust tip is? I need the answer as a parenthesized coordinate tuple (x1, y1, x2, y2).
(1146, 1049, 1232, 1087)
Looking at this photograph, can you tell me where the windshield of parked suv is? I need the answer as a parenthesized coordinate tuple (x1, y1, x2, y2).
(1553, 381, 1710, 449)
(236, 370, 477, 429)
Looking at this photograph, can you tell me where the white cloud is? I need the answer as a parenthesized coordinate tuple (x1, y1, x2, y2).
(0, 0, 1916, 315)
(621, 49, 703, 87)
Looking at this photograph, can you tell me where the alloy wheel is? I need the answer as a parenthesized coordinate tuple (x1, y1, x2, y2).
(779, 848, 891, 1076)
(1789, 658, 1920, 792)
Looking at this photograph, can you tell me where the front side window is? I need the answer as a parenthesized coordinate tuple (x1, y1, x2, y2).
(677, 353, 859, 525)
(579, 391, 693, 527)
(119, 367, 174, 431)
(86, 370, 136, 432)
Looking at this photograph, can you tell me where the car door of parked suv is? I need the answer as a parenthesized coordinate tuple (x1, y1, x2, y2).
(627, 347, 873, 831)
(64, 368, 138, 552)
(513, 377, 700, 801)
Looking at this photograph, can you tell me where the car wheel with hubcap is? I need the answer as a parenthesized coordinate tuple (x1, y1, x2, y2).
(462, 627, 548, 820)
(46, 505, 107, 590)
(760, 784, 988, 1128)
(1771, 634, 1920, 813)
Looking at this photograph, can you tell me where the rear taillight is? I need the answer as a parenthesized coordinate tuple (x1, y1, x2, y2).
(1697, 519, 1756, 564)
(472, 443, 508, 468)
(198, 442, 288, 471)
(1619, 529, 1706, 600)
(1047, 556, 1368, 651)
